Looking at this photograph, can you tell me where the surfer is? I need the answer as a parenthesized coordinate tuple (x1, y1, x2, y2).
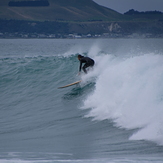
(78, 54, 95, 74)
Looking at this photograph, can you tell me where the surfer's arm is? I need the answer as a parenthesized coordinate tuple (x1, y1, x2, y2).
(79, 61, 82, 72)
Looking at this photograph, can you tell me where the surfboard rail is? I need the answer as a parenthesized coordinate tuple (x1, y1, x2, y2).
(58, 80, 81, 89)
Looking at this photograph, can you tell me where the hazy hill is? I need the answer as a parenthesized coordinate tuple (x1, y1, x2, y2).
(0, 0, 125, 21)
(0, 0, 163, 37)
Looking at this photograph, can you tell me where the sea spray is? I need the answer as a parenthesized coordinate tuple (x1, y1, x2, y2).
(82, 53, 163, 145)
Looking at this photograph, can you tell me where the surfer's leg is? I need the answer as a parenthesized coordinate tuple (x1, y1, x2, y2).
(83, 63, 90, 74)
(82, 66, 87, 73)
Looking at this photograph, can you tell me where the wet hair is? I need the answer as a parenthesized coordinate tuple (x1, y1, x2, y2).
(78, 54, 84, 58)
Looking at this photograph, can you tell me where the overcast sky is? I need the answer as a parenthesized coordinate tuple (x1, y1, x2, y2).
(93, 0, 163, 14)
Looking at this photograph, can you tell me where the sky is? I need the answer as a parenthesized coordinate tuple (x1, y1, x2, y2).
(93, 0, 163, 14)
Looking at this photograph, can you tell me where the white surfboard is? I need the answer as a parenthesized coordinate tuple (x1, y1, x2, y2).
(58, 80, 81, 89)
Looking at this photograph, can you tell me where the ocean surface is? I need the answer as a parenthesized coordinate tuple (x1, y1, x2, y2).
(0, 38, 163, 163)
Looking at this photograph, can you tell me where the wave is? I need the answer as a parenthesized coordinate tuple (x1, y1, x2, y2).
(1, 38, 163, 152)
(82, 52, 163, 146)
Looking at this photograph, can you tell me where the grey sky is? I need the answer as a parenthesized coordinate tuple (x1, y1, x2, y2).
(93, 0, 163, 14)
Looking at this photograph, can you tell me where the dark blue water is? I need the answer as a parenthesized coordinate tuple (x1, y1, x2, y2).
(0, 39, 163, 162)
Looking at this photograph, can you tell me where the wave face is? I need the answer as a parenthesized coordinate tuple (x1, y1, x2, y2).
(0, 39, 163, 162)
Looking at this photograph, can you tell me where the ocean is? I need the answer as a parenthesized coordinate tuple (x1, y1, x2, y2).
(0, 38, 163, 163)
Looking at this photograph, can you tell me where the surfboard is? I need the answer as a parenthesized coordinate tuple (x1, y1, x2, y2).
(58, 80, 81, 89)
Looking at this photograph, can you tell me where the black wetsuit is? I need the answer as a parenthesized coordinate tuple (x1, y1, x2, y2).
(79, 57, 95, 73)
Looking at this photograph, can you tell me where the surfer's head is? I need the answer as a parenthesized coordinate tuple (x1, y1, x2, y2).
(78, 54, 84, 60)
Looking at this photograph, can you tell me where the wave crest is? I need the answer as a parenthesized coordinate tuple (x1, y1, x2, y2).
(82, 53, 163, 145)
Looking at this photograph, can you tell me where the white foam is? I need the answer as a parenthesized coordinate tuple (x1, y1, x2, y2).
(82, 53, 163, 145)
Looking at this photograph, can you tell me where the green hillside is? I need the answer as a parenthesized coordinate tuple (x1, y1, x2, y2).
(0, 0, 163, 37)
(0, 0, 125, 21)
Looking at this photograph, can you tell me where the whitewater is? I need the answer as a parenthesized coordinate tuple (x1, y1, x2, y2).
(0, 38, 163, 162)
(82, 52, 163, 145)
